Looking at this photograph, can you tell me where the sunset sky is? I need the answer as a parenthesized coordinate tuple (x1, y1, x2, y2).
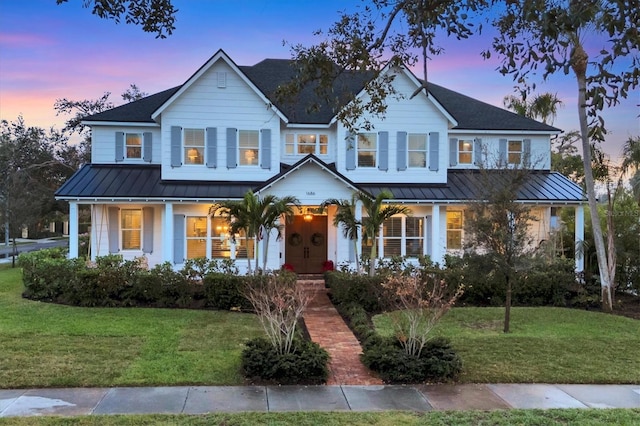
(1, 0, 637, 160)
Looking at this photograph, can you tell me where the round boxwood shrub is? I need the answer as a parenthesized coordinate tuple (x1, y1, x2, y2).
(241, 337, 329, 385)
(362, 336, 462, 383)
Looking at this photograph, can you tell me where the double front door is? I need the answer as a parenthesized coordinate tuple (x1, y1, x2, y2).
(285, 215, 327, 274)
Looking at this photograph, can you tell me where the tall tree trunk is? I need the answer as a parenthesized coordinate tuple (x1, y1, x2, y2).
(504, 272, 511, 333)
(353, 238, 361, 275)
(369, 233, 378, 277)
(572, 41, 612, 311)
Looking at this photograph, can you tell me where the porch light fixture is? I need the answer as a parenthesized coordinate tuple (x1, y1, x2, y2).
(303, 213, 314, 222)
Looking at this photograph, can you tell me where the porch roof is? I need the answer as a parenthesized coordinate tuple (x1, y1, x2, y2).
(56, 164, 585, 204)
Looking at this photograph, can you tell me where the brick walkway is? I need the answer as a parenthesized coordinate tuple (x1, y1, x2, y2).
(299, 279, 383, 386)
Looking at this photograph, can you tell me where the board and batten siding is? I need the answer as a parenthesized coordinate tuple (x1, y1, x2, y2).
(160, 60, 280, 181)
(335, 70, 449, 184)
(91, 126, 161, 164)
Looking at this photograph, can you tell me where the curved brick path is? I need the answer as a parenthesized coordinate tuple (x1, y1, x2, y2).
(299, 280, 383, 385)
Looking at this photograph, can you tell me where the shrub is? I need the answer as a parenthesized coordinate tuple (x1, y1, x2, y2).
(20, 249, 81, 302)
(241, 337, 329, 384)
(361, 336, 462, 383)
(203, 273, 251, 310)
(325, 271, 385, 313)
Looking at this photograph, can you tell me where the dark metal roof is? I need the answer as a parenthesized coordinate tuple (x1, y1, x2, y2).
(55, 164, 261, 200)
(82, 56, 558, 132)
(57, 164, 584, 204)
(360, 169, 585, 203)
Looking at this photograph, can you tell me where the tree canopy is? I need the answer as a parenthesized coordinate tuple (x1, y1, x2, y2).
(56, 0, 177, 38)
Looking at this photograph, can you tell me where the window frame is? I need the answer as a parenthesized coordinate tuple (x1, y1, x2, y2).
(508, 139, 523, 165)
(238, 129, 260, 166)
(408, 133, 428, 168)
(357, 132, 377, 168)
(124, 133, 143, 160)
(363, 216, 426, 259)
(446, 211, 464, 250)
(121, 209, 142, 251)
(183, 128, 205, 165)
(182, 215, 256, 260)
(285, 132, 329, 156)
(458, 139, 474, 165)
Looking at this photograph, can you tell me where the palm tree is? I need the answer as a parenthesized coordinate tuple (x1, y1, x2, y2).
(260, 194, 300, 271)
(321, 194, 362, 274)
(503, 92, 563, 124)
(356, 190, 411, 276)
(211, 191, 299, 274)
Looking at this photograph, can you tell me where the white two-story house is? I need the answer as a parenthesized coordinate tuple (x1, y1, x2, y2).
(56, 49, 585, 274)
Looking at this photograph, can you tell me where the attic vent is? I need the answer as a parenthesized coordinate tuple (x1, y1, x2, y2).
(217, 72, 227, 88)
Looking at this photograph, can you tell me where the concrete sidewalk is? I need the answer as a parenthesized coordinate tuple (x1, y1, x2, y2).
(1, 384, 639, 417)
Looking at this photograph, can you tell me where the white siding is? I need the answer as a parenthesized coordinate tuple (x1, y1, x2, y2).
(335, 71, 450, 183)
(91, 126, 161, 164)
(280, 124, 338, 165)
(160, 61, 280, 181)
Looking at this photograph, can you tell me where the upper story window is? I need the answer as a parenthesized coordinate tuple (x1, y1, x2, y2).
(285, 133, 329, 156)
(121, 209, 142, 250)
(446, 211, 463, 250)
(184, 129, 205, 165)
(357, 133, 377, 167)
(408, 133, 427, 168)
(508, 140, 522, 164)
(125, 133, 142, 159)
(239, 130, 259, 166)
(458, 139, 473, 164)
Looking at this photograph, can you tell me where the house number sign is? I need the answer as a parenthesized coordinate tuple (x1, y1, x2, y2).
(306, 191, 315, 195)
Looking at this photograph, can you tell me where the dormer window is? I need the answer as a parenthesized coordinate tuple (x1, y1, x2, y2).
(285, 133, 329, 156)
(508, 140, 523, 164)
(184, 129, 205, 165)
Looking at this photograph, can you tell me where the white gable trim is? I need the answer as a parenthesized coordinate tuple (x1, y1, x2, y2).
(151, 49, 288, 123)
(81, 121, 160, 127)
(448, 129, 561, 136)
(255, 156, 363, 195)
(328, 62, 458, 128)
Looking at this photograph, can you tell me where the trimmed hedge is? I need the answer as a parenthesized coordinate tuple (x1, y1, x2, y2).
(325, 271, 385, 313)
(18, 249, 258, 310)
(241, 337, 329, 385)
(444, 254, 597, 308)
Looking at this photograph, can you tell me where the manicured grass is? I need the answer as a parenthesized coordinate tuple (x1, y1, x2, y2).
(374, 306, 640, 384)
(1, 409, 639, 425)
(0, 266, 263, 388)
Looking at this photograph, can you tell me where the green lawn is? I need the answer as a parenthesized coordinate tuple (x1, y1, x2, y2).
(1, 410, 640, 425)
(374, 305, 640, 383)
(0, 266, 264, 389)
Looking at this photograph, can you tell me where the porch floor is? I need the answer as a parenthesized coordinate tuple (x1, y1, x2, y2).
(299, 279, 383, 386)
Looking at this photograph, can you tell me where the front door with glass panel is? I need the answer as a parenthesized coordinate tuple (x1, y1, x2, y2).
(285, 215, 327, 274)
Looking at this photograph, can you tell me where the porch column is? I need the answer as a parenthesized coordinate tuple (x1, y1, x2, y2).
(163, 203, 174, 263)
(68, 202, 79, 259)
(354, 199, 363, 266)
(575, 204, 585, 273)
(431, 204, 443, 265)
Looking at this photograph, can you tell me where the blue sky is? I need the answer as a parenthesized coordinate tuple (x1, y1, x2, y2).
(0, 0, 637, 160)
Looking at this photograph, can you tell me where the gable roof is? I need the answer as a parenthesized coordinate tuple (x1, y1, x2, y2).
(82, 54, 559, 132)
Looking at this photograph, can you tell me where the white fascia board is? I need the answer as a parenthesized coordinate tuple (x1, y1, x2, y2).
(55, 197, 243, 203)
(81, 121, 160, 127)
(448, 129, 561, 136)
(151, 49, 288, 123)
(388, 199, 584, 205)
(328, 62, 458, 128)
(286, 123, 332, 129)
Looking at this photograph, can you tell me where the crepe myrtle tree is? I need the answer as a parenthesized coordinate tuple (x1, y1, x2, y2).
(464, 162, 536, 333)
(486, 0, 640, 311)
